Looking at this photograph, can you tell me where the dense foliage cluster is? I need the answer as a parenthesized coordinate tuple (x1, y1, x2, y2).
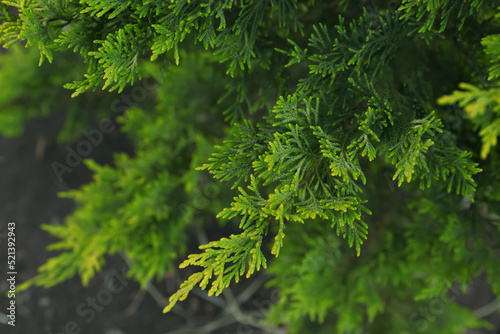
(2, 0, 500, 333)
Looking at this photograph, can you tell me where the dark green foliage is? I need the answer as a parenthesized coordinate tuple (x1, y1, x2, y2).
(3, 0, 500, 333)
(399, 0, 486, 32)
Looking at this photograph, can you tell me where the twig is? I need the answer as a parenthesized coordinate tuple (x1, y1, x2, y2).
(163, 313, 237, 334)
(35, 135, 47, 160)
(191, 286, 227, 309)
(146, 281, 169, 306)
(119, 252, 190, 320)
(193, 224, 209, 245)
(474, 298, 499, 318)
(222, 288, 247, 323)
(0, 311, 8, 324)
(236, 274, 271, 305)
(124, 290, 146, 316)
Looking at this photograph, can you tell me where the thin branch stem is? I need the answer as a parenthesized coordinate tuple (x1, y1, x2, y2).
(474, 298, 499, 318)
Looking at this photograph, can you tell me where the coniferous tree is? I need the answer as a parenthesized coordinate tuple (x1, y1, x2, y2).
(2, 0, 500, 333)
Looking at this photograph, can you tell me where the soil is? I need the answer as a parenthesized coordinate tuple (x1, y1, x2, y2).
(0, 112, 498, 334)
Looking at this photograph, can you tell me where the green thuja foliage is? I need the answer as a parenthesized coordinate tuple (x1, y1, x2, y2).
(3, 0, 500, 333)
(0, 44, 117, 141)
(439, 20, 500, 159)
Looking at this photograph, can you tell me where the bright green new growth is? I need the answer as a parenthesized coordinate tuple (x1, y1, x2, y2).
(2, 0, 500, 333)
(439, 27, 500, 159)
